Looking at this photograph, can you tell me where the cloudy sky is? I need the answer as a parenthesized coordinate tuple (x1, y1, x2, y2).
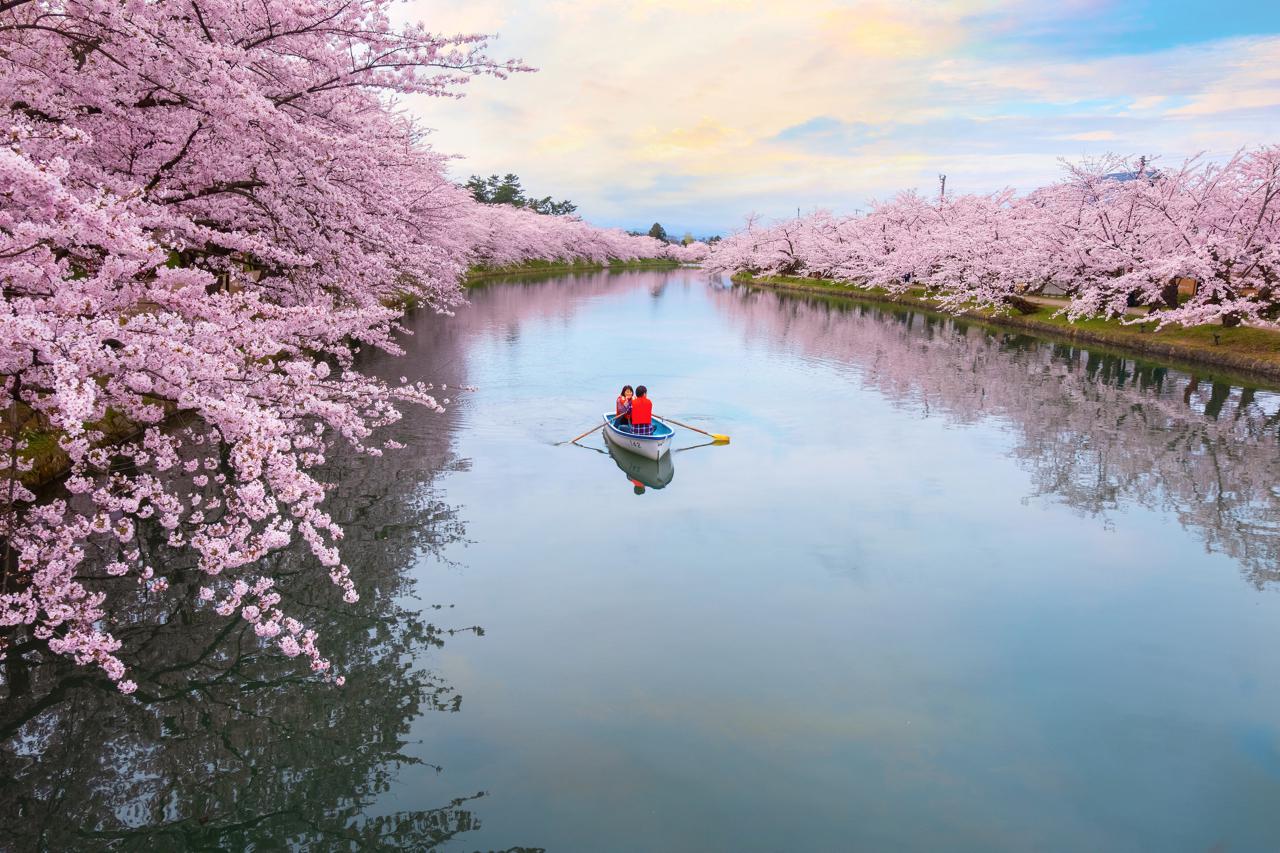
(400, 0, 1280, 237)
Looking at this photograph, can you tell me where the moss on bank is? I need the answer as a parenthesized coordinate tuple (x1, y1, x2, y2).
(736, 273, 1280, 385)
(11, 405, 151, 491)
(464, 257, 678, 284)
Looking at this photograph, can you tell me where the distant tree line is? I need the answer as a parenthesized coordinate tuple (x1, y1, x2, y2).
(465, 173, 578, 216)
(463, 180, 724, 246)
(630, 222, 722, 245)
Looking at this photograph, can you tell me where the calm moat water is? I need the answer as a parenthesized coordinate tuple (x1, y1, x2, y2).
(4, 270, 1280, 851)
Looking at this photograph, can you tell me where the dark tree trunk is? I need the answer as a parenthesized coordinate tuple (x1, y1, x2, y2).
(1003, 294, 1039, 315)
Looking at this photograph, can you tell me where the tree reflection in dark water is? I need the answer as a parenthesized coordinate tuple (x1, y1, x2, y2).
(719, 286, 1280, 588)
(0, 307, 538, 851)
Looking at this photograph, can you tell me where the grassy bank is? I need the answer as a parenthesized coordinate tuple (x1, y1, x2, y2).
(736, 273, 1280, 384)
(464, 257, 678, 285)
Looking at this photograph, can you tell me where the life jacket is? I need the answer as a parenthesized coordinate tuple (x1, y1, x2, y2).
(630, 396, 652, 425)
(616, 395, 631, 415)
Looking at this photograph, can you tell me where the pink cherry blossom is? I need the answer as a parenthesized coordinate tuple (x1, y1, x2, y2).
(279, 636, 302, 658)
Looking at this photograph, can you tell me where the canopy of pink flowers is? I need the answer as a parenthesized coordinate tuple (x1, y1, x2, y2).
(0, 0, 688, 690)
(708, 151, 1280, 329)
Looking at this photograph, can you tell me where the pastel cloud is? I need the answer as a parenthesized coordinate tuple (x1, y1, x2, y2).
(399, 1, 1280, 234)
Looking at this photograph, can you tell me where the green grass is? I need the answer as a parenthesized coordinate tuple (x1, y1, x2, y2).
(383, 258, 681, 302)
(737, 273, 1280, 381)
(1026, 308, 1280, 360)
(465, 257, 678, 284)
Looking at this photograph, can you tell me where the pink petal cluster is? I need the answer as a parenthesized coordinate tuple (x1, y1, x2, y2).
(708, 151, 1280, 328)
(0, 1, 674, 693)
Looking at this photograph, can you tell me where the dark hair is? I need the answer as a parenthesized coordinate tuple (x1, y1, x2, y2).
(620, 384, 633, 396)
(636, 385, 648, 397)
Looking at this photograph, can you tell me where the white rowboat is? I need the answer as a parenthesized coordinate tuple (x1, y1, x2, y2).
(601, 413, 674, 460)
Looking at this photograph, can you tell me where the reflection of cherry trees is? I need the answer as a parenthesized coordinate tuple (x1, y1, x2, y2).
(0, 314, 543, 850)
(0, 434, 480, 849)
(465, 268, 700, 336)
(715, 286, 1280, 586)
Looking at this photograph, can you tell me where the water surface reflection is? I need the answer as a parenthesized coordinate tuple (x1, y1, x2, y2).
(719, 285, 1280, 587)
(5, 270, 1280, 852)
(402, 272, 1280, 849)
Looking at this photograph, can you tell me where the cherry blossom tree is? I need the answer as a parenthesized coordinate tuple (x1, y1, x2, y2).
(1126, 148, 1280, 327)
(709, 147, 1280, 328)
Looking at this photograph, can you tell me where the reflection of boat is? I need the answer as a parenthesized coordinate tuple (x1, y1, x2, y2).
(609, 444, 675, 493)
(602, 413, 674, 460)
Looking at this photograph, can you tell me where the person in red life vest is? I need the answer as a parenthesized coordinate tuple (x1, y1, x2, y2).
(615, 384, 634, 426)
(629, 385, 653, 434)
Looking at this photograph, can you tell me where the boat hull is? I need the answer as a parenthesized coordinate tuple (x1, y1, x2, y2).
(602, 414, 673, 460)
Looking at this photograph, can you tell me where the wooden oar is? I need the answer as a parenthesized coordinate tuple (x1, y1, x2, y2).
(656, 415, 730, 443)
(561, 421, 606, 446)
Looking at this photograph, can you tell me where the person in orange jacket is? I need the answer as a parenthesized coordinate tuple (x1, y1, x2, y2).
(629, 385, 653, 434)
